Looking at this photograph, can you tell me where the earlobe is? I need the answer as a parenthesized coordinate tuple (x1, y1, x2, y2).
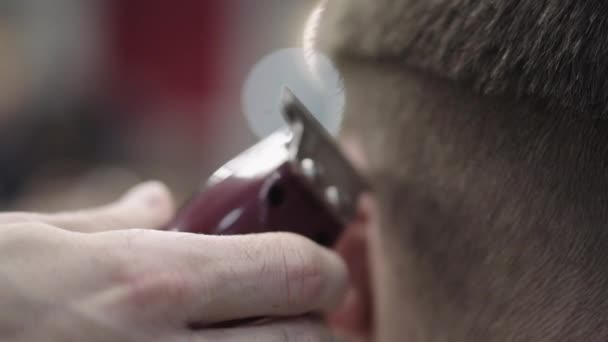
(329, 195, 375, 340)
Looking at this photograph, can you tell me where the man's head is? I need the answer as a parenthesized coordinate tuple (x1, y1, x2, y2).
(312, 1, 608, 341)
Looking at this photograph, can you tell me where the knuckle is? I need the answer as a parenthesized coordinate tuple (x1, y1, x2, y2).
(106, 231, 194, 312)
(0, 221, 71, 259)
(121, 268, 193, 310)
(102, 231, 148, 285)
(2, 221, 64, 241)
(0, 212, 37, 224)
(274, 233, 325, 308)
(107, 230, 155, 281)
(24, 220, 58, 231)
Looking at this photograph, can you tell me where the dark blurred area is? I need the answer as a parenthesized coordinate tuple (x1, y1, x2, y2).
(0, 0, 317, 211)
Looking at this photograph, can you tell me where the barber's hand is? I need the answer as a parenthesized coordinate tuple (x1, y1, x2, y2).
(0, 182, 347, 341)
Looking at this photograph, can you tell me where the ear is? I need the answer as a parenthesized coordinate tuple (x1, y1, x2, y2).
(329, 195, 374, 340)
(331, 137, 376, 339)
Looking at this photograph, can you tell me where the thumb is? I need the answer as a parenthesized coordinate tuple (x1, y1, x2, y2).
(0, 181, 176, 233)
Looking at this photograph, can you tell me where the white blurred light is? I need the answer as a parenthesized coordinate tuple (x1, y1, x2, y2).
(242, 47, 345, 139)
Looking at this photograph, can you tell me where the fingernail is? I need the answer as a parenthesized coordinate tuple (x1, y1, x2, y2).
(122, 181, 170, 208)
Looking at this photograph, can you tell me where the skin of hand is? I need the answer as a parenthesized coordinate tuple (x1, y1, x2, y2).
(0, 181, 347, 342)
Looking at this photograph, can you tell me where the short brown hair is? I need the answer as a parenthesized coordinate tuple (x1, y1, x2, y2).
(318, 0, 608, 118)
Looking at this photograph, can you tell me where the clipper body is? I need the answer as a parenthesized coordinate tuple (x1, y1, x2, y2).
(173, 90, 366, 247)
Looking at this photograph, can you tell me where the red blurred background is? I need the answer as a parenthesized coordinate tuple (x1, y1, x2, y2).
(0, 0, 317, 210)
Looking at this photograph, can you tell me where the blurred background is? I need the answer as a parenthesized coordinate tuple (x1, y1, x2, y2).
(0, 0, 336, 211)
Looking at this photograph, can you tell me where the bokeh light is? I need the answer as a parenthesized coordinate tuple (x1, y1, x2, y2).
(242, 48, 345, 138)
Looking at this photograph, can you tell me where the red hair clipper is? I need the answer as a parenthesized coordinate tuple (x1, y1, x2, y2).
(172, 89, 367, 246)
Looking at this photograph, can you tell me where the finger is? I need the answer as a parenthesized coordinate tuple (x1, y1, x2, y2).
(181, 233, 348, 323)
(96, 231, 348, 325)
(0, 181, 175, 232)
(174, 318, 336, 342)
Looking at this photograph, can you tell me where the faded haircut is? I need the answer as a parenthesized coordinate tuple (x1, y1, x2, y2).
(315, 1, 608, 340)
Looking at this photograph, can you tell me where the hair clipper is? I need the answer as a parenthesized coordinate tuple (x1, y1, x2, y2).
(172, 89, 367, 247)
